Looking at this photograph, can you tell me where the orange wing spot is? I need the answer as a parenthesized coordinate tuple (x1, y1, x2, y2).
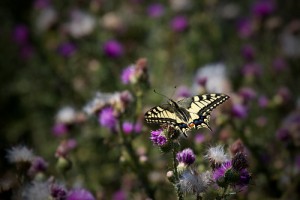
(188, 123, 195, 128)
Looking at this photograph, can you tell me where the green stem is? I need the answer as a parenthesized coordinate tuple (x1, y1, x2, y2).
(172, 143, 184, 200)
(118, 121, 155, 199)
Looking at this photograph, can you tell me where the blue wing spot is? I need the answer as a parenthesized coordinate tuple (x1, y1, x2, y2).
(194, 116, 205, 125)
(178, 123, 188, 128)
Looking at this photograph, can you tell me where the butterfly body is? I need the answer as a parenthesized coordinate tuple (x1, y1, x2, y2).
(144, 93, 229, 137)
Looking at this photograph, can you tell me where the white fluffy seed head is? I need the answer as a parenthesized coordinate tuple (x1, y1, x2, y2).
(177, 169, 212, 195)
(7, 146, 34, 163)
(205, 145, 229, 165)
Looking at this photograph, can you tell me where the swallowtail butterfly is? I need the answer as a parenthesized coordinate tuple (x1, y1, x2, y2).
(144, 93, 229, 137)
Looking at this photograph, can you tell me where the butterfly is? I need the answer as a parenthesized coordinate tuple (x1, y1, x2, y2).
(144, 93, 230, 137)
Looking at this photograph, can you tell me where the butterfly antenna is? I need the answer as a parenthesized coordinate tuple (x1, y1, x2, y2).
(153, 89, 171, 100)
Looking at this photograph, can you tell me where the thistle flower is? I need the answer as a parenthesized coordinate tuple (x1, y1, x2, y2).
(55, 139, 77, 158)
(175, 86, 191, 99)
(122, 121, 133, 134)
(28, 156, 48, 176)
(212, 161, 232, 182)
(252, 0, 276, 18)
(176, 148, 196, 166)
(150, 129, 167, 146)
(67, 188, 95, 200)
(147, 3, 165, 18)
(52, 123, 68, 137)
(98, 107, 117, 130)
(231, 103, 248, 119)
(57, 42, 77, 57)
(121, 65, 135, 84)
(51, 183, 68, 200)
(241, 44, 256, 61)
(237, 169, 251, 187)
(7, 145, 34, 164)
(232, 152, 249, 171)
(22, 181, 50, 200)
(205, 145, 229, 169)
(239, 87, 256, 103)
(178, 169, 211, 195)
(13, 24, 29, 45)
(112, 190, 127, 200)
(103, 40, 124, 58)
(170, 16, 188, 32)
(236, 18, 253, 39)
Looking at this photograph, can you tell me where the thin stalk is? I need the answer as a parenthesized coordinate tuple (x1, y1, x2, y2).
(118, 121, 155, 199)
(172, 143, 184, 200)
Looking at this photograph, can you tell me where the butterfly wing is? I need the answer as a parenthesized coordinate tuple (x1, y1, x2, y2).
(177, 93, 229, 129)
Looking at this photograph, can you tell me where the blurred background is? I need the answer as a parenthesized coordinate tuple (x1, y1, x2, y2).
(1, 0, 300, 199)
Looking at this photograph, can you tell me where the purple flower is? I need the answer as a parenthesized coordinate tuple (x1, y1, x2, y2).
(258, 95, 269, 108)
(103, 40, 123, 58)
(52, 123, 68, 137)
(134, 122, 142, 133)
(170, 16, 188, 32)
(121, 65, 135, 84)
(239, 87, 256, 103)
(67, 188, 95, 200)
(150, 129, 167, 146)
(237, 169, 251, 187)
(236, 18, 253, 39)
(241, 62, 262, 77)
(112, 190, 126, 200)
(13, 24, 29, 45)
(241, 44, 255, 61)
(176, 148, 196, 165)
(175, 86, 191, 99)
(98, 107, 117, 130)
(58, 42, 77, 57)
(195, 133, 205, 144)
(28, 156, 48, 176)
(276, 128, 291, 142)
(147, 3, 165, 18)
(272, 57, 287, 72)
(252, 0, 275, 18)
(213, 161, 232, 181)
(122, 121, 133, 134)
(51, 184, 68, 200)
(34, 0, 51, 9)
(231, 104, 248, 119)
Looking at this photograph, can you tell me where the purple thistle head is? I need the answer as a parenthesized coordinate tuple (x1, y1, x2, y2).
(103, 40, 123, 58)
(232, 152, 249, 171)
(121, 65, 135, 84)
(176, 148, 196, 165)
(258, 95, 269, 108)
(67, 188, 95, 200)
(122, 121, 133, 134)
(52, 123, 68, 137)
(51, 184, 68, 200)
(237, 169, 251, 187)
(112, 190, 127, 200)
(213, 161, 232, 181)
(13, 24, 29, 45)
(175, 86, 191, 99)
(239, 87, 257, 103)
(231, 104, 248, 119)
(236, 18, 253, 39)
(150, 129, 167, 146)
(170, 16, 188, 32)
(57, 42, 77, 57)
(252, 0, 275, 18)
(147, 3, 165, 18)
(272, 57, 287, 72)
(276, 128, 291, 142)
(28, 156, 48, 176)
(98, 107, 117, 130)
(241, 44, 255, 61)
